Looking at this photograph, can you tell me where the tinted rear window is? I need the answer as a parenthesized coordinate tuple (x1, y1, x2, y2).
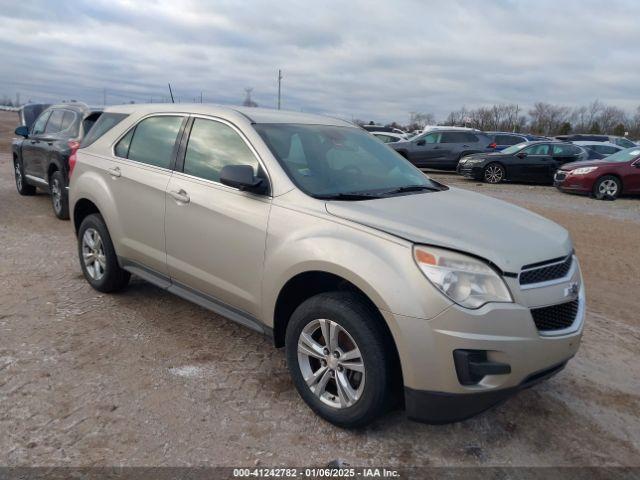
(81, 113, 128, 147)
(45, 110, 65, 134)
(117, 115, 183, 168)
(495, 134, 523, 145)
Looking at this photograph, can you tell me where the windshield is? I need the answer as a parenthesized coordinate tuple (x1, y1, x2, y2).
(599, 147, 640, 163)
(254, 124, 440, 198)
(501, 142, 529, 154)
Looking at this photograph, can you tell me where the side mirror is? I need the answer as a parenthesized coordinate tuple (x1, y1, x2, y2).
(416, 139, 426, 146)
(516, 152, 528, 159)
(14, 125, 29, 138)
(219, 164, 267, 194)
(633, 160, 640, 168)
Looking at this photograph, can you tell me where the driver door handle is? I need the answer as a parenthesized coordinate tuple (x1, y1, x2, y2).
(107, 166, 121, 177)
(169, 189, 190, 204)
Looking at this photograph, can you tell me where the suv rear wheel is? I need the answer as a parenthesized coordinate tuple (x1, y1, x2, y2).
(285, 292, 393, 428)
(78, 214, 130, 292)
(14, 157, 36, 195)
(50, 170, 69, 219)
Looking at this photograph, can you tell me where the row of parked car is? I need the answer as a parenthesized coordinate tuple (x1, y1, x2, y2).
(365, 125, 640, 200)
(10, 102, 586, 427)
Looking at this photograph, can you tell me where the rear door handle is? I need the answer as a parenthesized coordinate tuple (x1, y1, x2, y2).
(169, 189, 190, 204)
(30, 140, 38, 144)
(107, 166, 121, 177)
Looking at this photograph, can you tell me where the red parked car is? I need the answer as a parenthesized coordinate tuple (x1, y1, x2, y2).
(554, 147, 640, 199)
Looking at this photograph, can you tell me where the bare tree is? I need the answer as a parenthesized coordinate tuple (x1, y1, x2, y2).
(408, 111, 436, 130)
(528, 102, 571, 135)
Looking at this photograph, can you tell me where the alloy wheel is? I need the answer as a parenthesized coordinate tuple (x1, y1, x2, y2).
(14, 162, 22, 190)
(82, 228, 107, 280)
(484, 164, 503, 183)
(51, 178, 62, 213)
(297, 319, 365, 409)
(598, 179, 618, 197)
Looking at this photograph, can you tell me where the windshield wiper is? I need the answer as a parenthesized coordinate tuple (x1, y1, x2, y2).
(381, 184, 442, 196)
(315, 192, 382, 201)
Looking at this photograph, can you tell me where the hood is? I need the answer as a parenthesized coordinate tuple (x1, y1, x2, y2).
(561, 159, 615, 170)
(325, 188, 571, 273)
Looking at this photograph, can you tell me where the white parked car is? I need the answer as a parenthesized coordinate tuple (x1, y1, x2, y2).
(571, 141, 624, 160)
(370, 131, 406, 143)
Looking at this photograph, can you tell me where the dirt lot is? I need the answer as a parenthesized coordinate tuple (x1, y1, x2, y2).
(0, 110, 639, 467)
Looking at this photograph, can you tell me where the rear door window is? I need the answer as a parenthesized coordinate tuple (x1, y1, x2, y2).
(441, 132, 465, 143)
(496, 134, 523, 145)
(60, 111, 76, 132)
(552, 144, 579, 156)
(44, 110, 65, 134)
(524, 144, 550, 155)
(115, 115, 184, 169)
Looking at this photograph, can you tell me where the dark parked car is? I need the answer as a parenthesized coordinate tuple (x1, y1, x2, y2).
(554, 147, 640, 199)
(555, 134, 636, 149)
(457, 141, 588, 184)
(487, 132, 548, 151)
(11, 103, 111, 219)
(391, 129, 495, 169)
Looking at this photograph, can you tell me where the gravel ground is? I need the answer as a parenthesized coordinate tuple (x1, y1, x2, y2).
(0, 111, 639, 467)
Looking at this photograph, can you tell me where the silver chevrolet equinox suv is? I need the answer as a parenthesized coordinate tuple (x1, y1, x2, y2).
(69, 104, 585, 428)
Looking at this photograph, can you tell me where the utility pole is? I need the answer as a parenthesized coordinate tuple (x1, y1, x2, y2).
(103, 88, 106, 105)
(200, 91, 203, 103)
(168, 83, 175, 103)
(277, 69, 283, 110)
(15, 92, 20, 107)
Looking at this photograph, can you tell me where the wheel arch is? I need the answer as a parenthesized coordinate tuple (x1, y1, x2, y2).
(272, 270, 404, 398)
(73, 198, 101, 235)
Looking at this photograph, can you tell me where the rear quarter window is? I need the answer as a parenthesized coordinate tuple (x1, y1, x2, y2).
(80, 113, 128, 147)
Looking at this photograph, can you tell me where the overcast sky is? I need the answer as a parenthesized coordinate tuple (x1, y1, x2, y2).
(1, 0, 639, 123)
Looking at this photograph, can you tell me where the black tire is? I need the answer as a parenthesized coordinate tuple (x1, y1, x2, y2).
(483, 162, 505, 184)
(13, 156, 36, 195)
(77, 213, 130, 293)
(593, 175, 621, 200)
(285, 291, 394, 428)
(49, 170, 70, 220)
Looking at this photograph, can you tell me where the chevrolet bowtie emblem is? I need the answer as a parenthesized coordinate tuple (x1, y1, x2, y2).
(564, 282, 579, 298)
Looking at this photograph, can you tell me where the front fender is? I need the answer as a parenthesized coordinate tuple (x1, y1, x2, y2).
(261, 203, 452, 327)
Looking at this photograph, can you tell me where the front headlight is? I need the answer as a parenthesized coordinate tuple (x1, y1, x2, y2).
(413, 246, 512, 309)
(571, 167, 598, 175)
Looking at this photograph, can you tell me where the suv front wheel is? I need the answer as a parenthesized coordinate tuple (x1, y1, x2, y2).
(78, 214, 130, 292)
(14, 157, 36, 195)
(285, 292, 394, 428)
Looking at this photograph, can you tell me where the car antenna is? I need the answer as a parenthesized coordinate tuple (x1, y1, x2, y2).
(168, 83, 175, 103)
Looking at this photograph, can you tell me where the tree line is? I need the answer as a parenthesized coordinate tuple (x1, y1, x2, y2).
(362, 100, 640, 139)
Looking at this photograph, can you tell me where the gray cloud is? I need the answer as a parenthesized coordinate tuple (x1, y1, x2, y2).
(1, 0, 639, 123)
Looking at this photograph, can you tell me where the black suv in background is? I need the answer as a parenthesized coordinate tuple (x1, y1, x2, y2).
(391, 129, 495, 169)
(12, 103, 104, 219)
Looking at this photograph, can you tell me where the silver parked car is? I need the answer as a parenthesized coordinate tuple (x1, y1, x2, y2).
(69, 104, 585, 427)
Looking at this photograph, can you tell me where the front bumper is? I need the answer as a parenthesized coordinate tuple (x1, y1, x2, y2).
(384, 263, 585, 423)
(554, 171, 591, 193)
(456, 162, 483, 179)
(405, 359, 569, 423)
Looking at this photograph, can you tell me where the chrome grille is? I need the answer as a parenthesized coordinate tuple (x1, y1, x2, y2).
(520, 255, 572, 286)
